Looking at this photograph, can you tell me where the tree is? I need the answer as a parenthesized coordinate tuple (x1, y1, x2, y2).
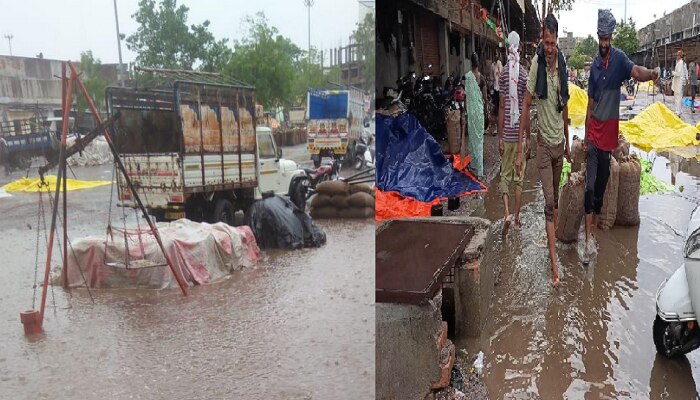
(224, 12, 299, 108)
(351, 12, 375, 88)
(613, 18, 640, 57)
(74, 50, 108, 132)
(291, 48, 332, 104)
(126, 0, 228, 70)
(568, 50, 585, 70)
(575, 35, 598, 60)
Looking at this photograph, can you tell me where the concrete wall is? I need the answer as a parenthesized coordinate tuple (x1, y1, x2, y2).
(376, 297, 443, 400)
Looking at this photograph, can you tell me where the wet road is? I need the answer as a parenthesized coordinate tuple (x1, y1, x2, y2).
(460, 137, 700, 398)
(0, 165, 374, 399)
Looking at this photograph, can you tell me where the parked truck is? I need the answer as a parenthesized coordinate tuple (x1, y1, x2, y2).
(106, 78, 308, 223)
(306, 88, 366, 168)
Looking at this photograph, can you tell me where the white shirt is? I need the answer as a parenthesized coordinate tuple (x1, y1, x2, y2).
(673, 59, 688, 93)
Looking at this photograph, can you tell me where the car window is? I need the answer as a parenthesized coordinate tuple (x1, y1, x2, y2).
(258, 133, 276, 159)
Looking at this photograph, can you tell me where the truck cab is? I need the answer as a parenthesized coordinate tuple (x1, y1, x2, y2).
(255, 126, 307, 204)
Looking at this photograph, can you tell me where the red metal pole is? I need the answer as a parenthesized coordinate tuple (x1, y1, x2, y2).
(39, 66, 73, 323)
(67, 62, 189, 297)
(61, 63, 68, 290)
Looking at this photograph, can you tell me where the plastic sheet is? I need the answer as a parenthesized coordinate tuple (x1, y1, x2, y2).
(2, 175, 112, 192)
(375, 189, 438, 221)
(567, 83, 588, 127)
(620, 102, 700, 152)
(376, 113, 486, 202)
(245, 195, 326, 250)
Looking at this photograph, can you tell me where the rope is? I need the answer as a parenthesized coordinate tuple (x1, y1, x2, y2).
(45, 178, 95, 303)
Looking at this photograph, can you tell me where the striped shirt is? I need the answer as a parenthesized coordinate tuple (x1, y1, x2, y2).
(498, 65, 528, 142)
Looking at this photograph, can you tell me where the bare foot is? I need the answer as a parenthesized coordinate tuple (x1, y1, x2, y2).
(552, 276, 560, 287)
(513, 218, 521, 230)
(502, 216, 511, 235)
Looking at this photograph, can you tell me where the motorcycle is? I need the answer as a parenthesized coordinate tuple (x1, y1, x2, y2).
(354, 131, 375, 170)
(291, 158, 341, 211)
(654, 205, 700, 358)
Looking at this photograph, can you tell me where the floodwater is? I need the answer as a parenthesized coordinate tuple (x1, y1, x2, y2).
(461, 135, 700, 398)
(0, 165, 374, 399)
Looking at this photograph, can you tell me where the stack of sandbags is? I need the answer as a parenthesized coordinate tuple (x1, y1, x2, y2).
(615, 154, 642, 226)
(446, 109, 463, 154)
(310, 181, 375, 219)
(570, 136, 586, 173)
(597, 156, 620, 231)
(556, 169, 586, 243)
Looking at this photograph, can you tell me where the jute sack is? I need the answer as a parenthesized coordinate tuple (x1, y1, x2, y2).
(597, 156, 620, 231)
(613, 136, 630, 162)
(339, 207, 375, 219)
(447, 109, 461, 154)
(556, 169, 586, 243)
(571, 136, 586, 173)
(316, 181, 349, 196)
(310, 194, 332, 208)
(330, 194, 349, 209)
(615, 154, 641, 226)
(347, 192, 375, 208)
(310, 206, 339, 219)
(348, 183, 374, 195)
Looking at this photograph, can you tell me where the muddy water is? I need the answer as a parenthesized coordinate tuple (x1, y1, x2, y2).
(460, 145, 700, 398)
(0, 166, 374, 399)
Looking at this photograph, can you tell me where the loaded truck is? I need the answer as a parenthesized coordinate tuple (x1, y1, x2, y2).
(306, 88, 366, 168)
(106, 77, 309, 224)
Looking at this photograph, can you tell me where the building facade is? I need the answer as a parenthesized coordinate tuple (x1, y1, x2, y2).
(376, 0, 540, 100)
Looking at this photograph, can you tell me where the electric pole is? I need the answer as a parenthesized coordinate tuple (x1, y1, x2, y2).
(304, 0, 315, 67)
(4, 34, 13, 56)
(113, 0, 125, 86)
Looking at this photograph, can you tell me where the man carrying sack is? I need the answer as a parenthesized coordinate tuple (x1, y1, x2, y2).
(583, 9, 659, 264)
(498, 31, 528, 233)
(516, 14, 571, 286)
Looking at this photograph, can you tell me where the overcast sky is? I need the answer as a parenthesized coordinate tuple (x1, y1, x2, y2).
(556, 0, 690, 39)
(0, 0, 367, 65)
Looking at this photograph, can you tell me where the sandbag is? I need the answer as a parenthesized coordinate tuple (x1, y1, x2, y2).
(310, 206, 339, 219)
(339, 207, 375, 219)
(613, 136, 630, 161)
(616, 154, 641, 226)
(348, 183, 374, 195)
(330, 194, 349, 209)
(571, 136, 586, 173)
(347, 192, 375, 208)
(310, 194, 332, 208)
(245, 196, 326, 249)
(316, 180, 349, 196)
(597, 156, 620, 231)
(447, 109, 461, 154)
(556, 170, 586, 243)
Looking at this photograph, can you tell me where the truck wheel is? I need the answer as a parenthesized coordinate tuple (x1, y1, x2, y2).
(290, 179, 308, 212)
(212, 198, 235, 225)
(653, 316, 681, 358)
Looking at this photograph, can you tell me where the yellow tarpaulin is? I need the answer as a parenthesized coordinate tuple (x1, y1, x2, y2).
(620, 102, 700, 152)
(567, 83, 588, 127)
(2, 175, 112, 193)
(565, 82, 700, 152)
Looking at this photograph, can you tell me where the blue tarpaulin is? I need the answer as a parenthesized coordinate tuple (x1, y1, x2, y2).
(376, 113, 486, 202)
(308, 91, 349, 119)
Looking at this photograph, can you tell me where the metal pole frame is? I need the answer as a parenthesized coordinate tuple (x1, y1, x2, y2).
(67, 61, 189, 297)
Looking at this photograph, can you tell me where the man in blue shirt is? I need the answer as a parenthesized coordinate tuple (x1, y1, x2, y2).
(583, 9, 659, 263)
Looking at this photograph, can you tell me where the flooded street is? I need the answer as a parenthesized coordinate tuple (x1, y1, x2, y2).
(0, 165, 374, 399)
(460, 136, 700, 398)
